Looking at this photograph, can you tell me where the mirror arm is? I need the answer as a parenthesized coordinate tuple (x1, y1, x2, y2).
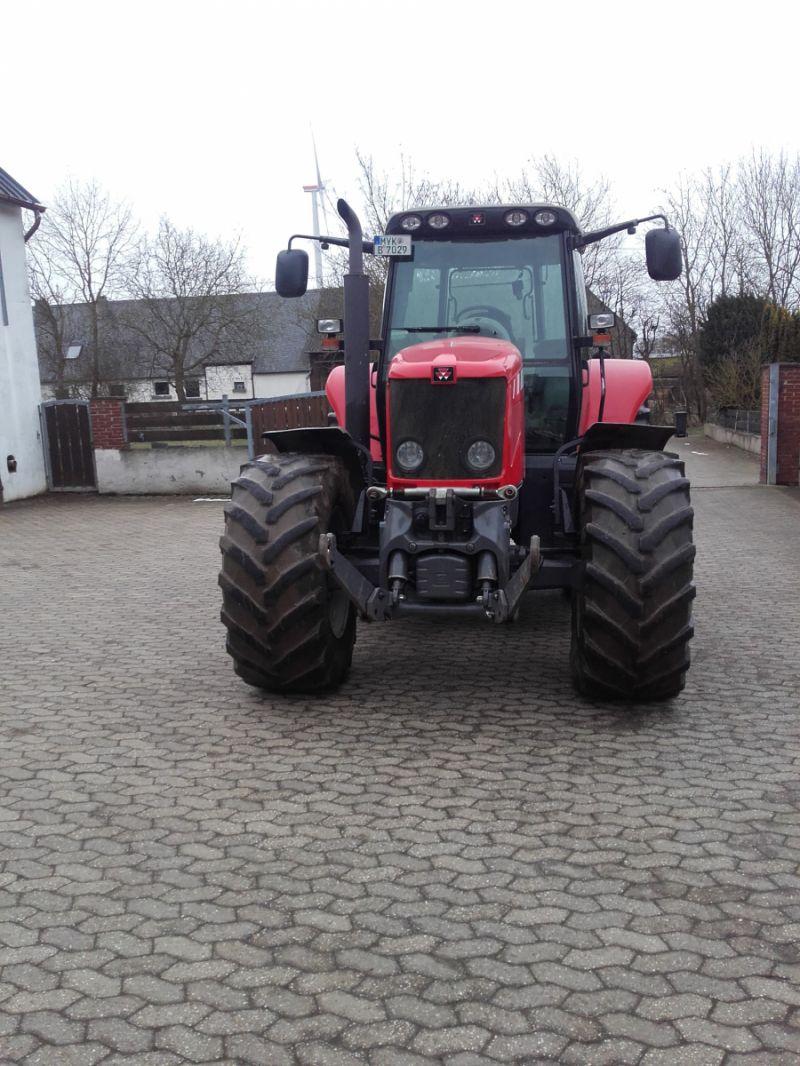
(576, 213, 671, 249)
(288, 233, 375, 255)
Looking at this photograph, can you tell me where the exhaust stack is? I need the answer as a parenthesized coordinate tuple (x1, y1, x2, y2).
(337, 199, 371, 454)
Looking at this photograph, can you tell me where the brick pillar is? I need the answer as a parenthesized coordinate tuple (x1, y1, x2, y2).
(89, 399, 126, 450)
(761, 363, 800, 486)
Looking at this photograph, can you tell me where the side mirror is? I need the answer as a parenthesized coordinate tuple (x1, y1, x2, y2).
(275, 249, 309, 297)
(646, 227, 682, 281)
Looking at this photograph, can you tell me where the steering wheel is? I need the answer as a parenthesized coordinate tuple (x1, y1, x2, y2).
(454, 305, 513, 342)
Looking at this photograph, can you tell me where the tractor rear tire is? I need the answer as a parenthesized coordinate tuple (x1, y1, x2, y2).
(571, 448, 695, 701)
(219, 453, 357, 693)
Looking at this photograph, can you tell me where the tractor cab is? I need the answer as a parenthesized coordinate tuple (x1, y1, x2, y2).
(379, 205, 583, 456)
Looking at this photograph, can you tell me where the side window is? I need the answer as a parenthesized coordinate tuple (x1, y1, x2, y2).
(185, 379, 201, 398)
(153, 380, 170, 397)
(0, 252, 8, 327)
(573, 250, 588, 334)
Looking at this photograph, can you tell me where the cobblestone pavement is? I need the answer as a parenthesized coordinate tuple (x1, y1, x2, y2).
(1, 440, 799, 1065)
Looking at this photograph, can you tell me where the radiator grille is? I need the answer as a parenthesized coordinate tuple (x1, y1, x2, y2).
(389, 378, 505, 479)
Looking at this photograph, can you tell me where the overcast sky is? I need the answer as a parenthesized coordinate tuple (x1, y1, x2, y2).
(4, 0, 799, 286)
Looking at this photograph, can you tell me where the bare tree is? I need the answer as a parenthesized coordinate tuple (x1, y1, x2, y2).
(502, 155, 620, 297)
(738, 149, 800, 306)
(702, 164, 748, 300)
(657, 174, 720, 419)
(27, 180, 137, 396)
(30, 259, 72, 397)
(126, 219, 258, 400)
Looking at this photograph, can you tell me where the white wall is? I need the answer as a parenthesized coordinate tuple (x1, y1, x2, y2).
(42, 381, 154, 402)
(95, 445, 249, 494)
(0, 204, 47, 502)
(42, 365, 256, 403)
(205, 363, 253, 400)
(704, 422, 761, 455)
(253, 371, 310, 398)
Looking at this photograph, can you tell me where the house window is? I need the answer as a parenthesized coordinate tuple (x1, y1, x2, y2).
(153, 380, 170, 397)
(232, 380, 246, 393)
(0, 252, 8, 327)
(185, 379, 201, 398)
(108, 384, 127, 398)
(65, 344, 83, 360)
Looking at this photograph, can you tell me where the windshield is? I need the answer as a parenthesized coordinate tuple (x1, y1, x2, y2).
(385, 235, 573, 451)
(386, 235, 569, 361)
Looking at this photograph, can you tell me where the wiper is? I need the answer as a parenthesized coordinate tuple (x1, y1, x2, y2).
(394, 325, 481, 334)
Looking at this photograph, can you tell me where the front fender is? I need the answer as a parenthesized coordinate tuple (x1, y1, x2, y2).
(579, 358, 654, 433)
(261, 426, 370, 492)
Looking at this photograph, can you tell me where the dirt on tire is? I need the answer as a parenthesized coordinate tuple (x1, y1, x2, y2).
(571, 448, 695, 701)
(219, 452, 357, 693)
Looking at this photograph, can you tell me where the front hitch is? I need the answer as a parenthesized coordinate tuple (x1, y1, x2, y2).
(486, 535, 541, 623)
(319, 534, 391, 621)
(320, 533, 542, 624)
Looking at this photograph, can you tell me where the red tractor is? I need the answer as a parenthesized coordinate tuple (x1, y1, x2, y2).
(219, 201, 694, 699)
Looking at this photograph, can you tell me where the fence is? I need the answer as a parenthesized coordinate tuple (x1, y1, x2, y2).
(250, 392, 329, 444)
(124, 400, 249, 445)
(708, 408, 760, 435)
(122, 392, 331, 456)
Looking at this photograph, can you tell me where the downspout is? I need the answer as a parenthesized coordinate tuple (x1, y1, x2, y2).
(24, 209, 44, 243)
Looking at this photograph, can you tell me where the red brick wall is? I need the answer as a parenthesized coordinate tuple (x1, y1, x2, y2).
(89, 399, 126, 450)
(777, 365, 800, 486)
(761, 364, 800, 486)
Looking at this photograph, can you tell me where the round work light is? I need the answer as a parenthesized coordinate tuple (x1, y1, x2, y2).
(427, 213, 450, 229)
(504, 210, 528, 227)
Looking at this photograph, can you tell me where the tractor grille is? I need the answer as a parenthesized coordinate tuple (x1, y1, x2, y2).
(389, 378, 505, 480)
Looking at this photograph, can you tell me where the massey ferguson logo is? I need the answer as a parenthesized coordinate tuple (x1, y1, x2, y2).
(432, 366, 456, 384)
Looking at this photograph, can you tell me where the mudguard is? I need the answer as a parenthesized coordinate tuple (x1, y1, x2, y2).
(325, 365, 382, 461)
(261, 426, 370, 490)
(579, 421, 675, 452)
(579, 358, 654, 432)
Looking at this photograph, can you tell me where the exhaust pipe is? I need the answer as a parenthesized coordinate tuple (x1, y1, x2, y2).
(337, 199, 371, 454)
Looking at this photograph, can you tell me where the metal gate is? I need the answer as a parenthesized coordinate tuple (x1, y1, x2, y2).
(40, 401, 96, 490)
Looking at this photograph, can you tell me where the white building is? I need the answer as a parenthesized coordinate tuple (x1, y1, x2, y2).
(0, 167, 47, 503)
(37, 291, 322, 402)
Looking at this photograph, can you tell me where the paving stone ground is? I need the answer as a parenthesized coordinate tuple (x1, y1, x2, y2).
(1, 435, 798, 1065)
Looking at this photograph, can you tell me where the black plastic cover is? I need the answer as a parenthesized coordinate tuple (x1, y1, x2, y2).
(275, 249, 309, 297)
(645, 227, 683, 281)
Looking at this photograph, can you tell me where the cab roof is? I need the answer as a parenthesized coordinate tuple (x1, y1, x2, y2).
(385, 204, 581, 238)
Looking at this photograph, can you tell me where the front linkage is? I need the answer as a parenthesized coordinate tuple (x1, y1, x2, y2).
(319, 499, 541, 624)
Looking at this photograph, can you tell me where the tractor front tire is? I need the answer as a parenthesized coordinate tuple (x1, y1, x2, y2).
(571, 449, 695, 701)
(219, 453, 357, 693)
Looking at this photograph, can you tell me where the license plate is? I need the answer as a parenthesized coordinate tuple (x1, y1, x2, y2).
(373, 234, 412, 256)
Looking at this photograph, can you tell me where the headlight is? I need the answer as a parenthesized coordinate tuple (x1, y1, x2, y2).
(401, 215, 422, 231)
(534, 209, 557, 227)
(395, 439, 425, 472)
(466, 440, 496, 471)
(504, 209, 528, 227)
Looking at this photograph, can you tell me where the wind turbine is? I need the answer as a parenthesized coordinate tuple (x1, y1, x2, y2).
(303, 135, 326, 289)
